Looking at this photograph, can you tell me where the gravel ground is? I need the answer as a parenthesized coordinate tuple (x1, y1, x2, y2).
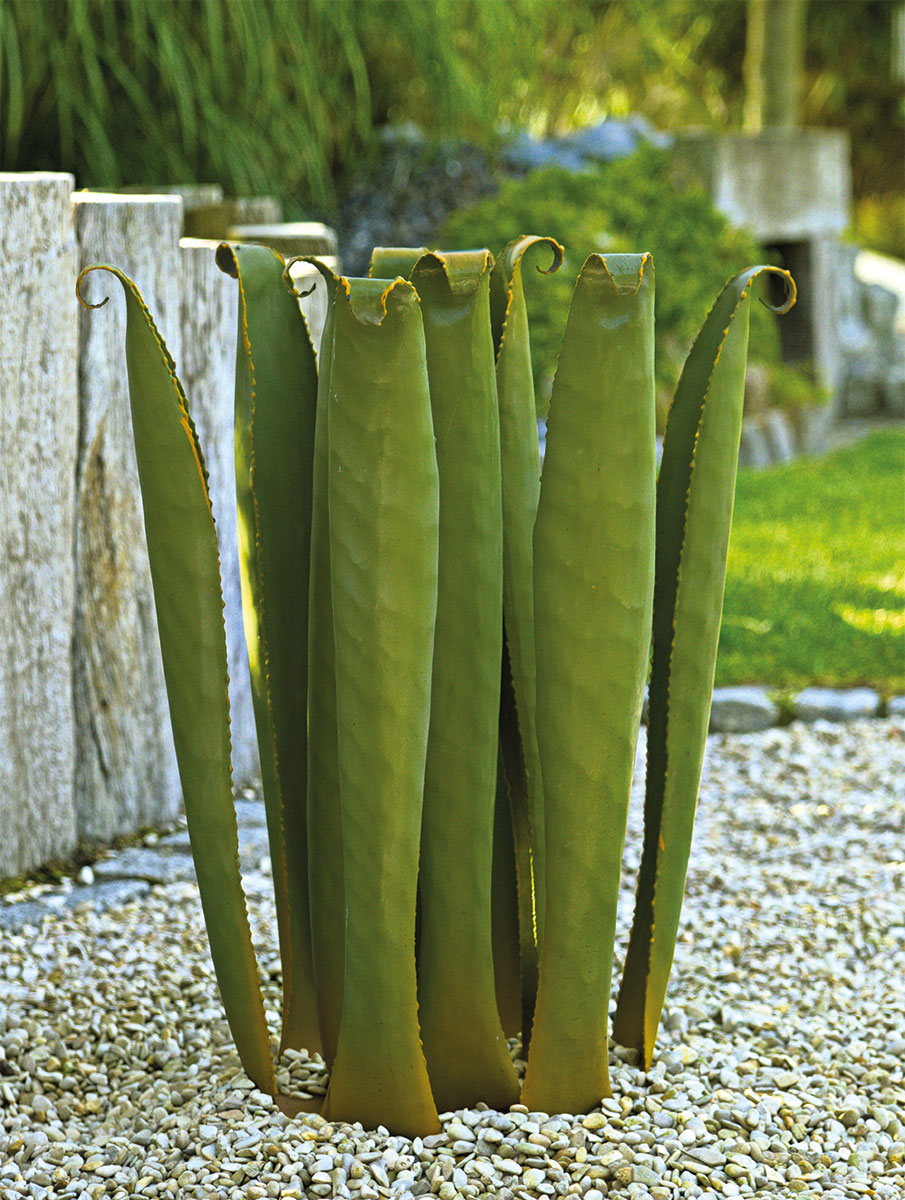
(1, 718, 903, 1199)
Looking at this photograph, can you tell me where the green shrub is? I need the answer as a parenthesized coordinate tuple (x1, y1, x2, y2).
(441, 146, 781, 419)
(768, 361, 831, 411)
(854, 194, 905, 261)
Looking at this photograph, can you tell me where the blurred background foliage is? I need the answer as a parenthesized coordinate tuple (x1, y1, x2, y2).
(2, 0, 902, 255)
(2, 0, 900, 690)
(0, 0, 543, 212)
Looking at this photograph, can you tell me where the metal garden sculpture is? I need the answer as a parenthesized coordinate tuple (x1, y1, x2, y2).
(76, 238, 794, 1135)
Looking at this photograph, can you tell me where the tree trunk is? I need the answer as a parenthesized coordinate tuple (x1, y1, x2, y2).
(744, 0, 807, 131)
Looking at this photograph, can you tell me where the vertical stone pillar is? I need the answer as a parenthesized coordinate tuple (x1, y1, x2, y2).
(0, 173, 79, 877)
(179, 238, 259, 785)
(72, 192, 184, 843)
(811, 236, 845, 415)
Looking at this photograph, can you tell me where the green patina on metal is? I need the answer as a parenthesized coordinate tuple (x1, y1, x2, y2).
(79, 243, 794, 1128)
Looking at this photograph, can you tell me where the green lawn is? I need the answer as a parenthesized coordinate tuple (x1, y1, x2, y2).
(716, 428, 905, 693)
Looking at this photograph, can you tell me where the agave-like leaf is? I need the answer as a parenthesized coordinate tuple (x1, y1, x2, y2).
(75, 264, 314, 1115)
(215, 242, 320, 1057)
(491, 234, 563, 1047)
(282, 255, 345, 1069)
(370, 244, 538, 1058)
(613, 265, 796, 1069)
(404, 250, 520, 1112)
(497, 642, 540, 1050)
(491, 750, 524, 1038)
(522, 254, 656, 1115)
(321, 276, 440, 1137)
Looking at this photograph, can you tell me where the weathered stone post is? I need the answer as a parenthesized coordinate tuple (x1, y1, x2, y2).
(183, 196, 282, 240)
(179, 238, 259, 785)
(72, 192, 184, 843)
(0, 173, 80, 877)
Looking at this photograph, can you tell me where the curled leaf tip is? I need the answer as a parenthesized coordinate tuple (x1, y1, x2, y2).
(337, 275, 417, 325)
(75, 264, 112, 310)
(498, 235, 564, 282)
(756, 266, 797, 314)
(380, 276, 418, 313)
(581, 251, 652, 295)
(283, 255, 340, 297)
(281, 261, 317, 299)
(492, 235, 563, 363)
(411, 250, 447, 272)
(410, 248, 493, 295)
(214, 242, 239, 278)
(534, 240, 564, 275)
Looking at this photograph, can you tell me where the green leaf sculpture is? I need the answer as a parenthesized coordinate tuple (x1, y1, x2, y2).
(74, 264, 314, 1118)
(491, 236, 564, 954)
(522, 253, 657, 1115)
(78, 240, 794, 1131)
(613, 264, 796, 1069)
(319, 276, 441, 1136)
(215, 243, 320, 1059)
(283, 255, 345, 1071)
(492, 236, 564, 1051)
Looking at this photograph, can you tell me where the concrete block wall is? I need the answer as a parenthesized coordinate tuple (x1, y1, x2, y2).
(0, 174, 335, 877)
(672, 129, 852, 414)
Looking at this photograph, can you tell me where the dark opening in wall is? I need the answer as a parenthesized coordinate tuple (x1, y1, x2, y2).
(766, 240, 814, 364)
